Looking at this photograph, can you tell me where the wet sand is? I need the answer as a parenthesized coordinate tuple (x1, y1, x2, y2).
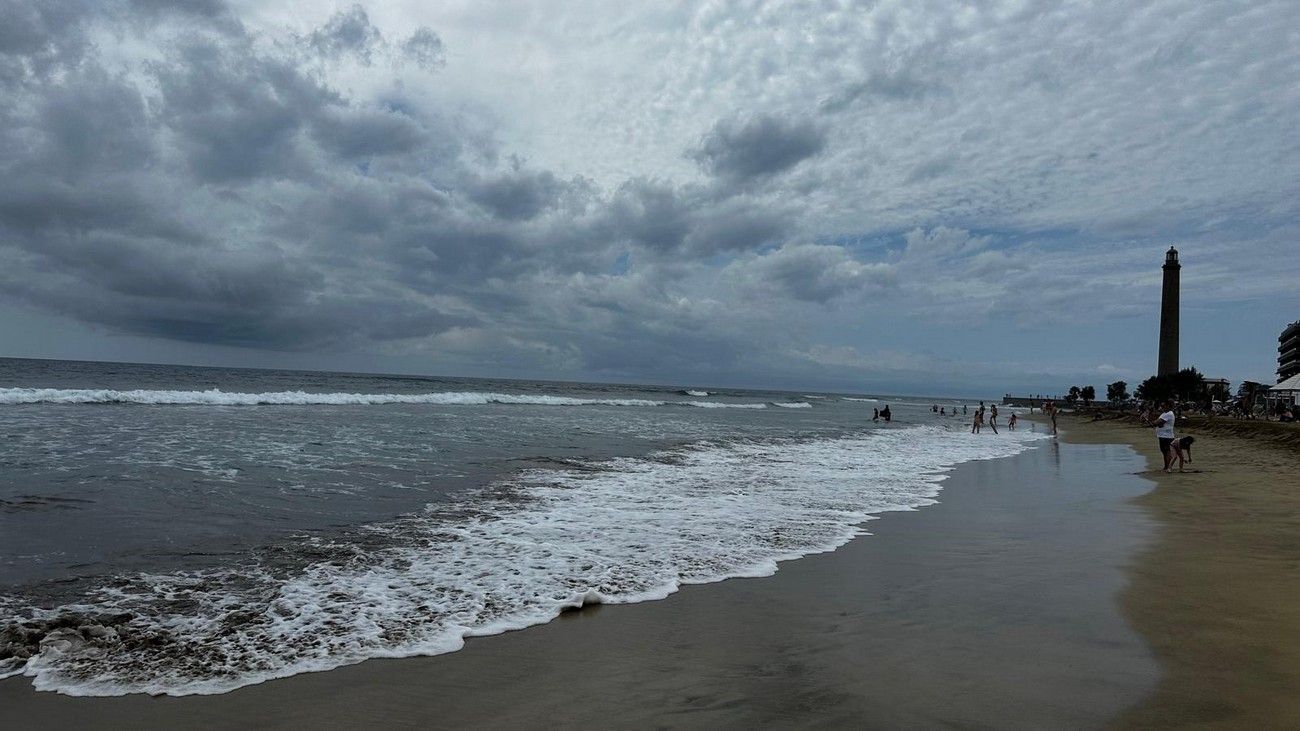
(3, 426, 1160, 729)
(1050, 414, 1300, 729)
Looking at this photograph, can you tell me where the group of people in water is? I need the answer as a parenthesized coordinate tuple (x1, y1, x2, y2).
(914, 401, 1017, 433)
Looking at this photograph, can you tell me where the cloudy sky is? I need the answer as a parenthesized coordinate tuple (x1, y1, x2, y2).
(1, 0, 1297, 396)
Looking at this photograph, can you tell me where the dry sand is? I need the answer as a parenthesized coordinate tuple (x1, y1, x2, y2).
(1050, 413, 1300, 729)
(1, 425, 1161, 729)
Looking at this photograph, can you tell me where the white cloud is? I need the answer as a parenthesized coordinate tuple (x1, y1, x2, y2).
(2, 0, 1297, 390)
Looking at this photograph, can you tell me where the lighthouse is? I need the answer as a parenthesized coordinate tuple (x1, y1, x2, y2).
(1158, 247, 1180, 376)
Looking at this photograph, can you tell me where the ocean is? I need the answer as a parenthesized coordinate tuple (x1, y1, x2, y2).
(0, 357, 1042, 696)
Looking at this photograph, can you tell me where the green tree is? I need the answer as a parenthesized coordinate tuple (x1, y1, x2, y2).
(1238, 381, 1264, 417)
(1066, 385, 1081, 404)
(1170, 367, 1205, 402)
(1107, 380, 1129, 403)
(1081, 385, 1096, 406)
(1208, 382, 1231, 403)
(1135, 375, 1173, 402)
(1134, 366, 1206, 404)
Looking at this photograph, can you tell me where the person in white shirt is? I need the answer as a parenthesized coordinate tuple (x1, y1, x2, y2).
(1152, 400, 1177, 472)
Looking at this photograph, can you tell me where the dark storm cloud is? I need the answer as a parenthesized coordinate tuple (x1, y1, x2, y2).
(0, 1, 472, 349)
(689, 115, 827, 181)
(152, 37, 338, 183)
(307, 5, 383, 64)
(304, 5, 445, 70)
(600, 178, 788, 256)
(35, 72, 154, 175)
(681, 200, 789, 256)
(311, 107, 429, 160)
(0, 0, 837, 370)
(727, 244, 896, 304)
(467, 169, 569, 221)
(0, 181, 204, 244)
(604, 179, 693, 251)
(0, 0, 95, 82)
(400, 27, 445, 69)
(129, 0, 232, 19)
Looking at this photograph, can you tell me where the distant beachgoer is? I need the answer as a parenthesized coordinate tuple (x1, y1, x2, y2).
(940, 407, 946, 415)
(932, 404, 938, 413)
(1008, 413, 1018, 430)
(1171, 436, 1195, 471)
(963, 405, 968, 415)
(1048, 401, 1058, 435)
(971, 407, 982, 434)
(873, 407, 879, 422)
(881, 405, 892, 422)
(1152, 400, 1176, 472)
(990, 404, 999, 428)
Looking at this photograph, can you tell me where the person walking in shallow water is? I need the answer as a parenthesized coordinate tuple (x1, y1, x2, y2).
(971, 407, 982, 433)
(1007, 412, 1017, 431)
(881, 405, 891, 422)
(872, 407, 879, 422)
(989, 404, 999, 430)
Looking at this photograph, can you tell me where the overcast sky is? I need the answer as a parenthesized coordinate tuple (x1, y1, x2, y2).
(1, 0, 1297, 396)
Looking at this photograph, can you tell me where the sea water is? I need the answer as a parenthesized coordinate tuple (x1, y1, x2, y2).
(0, 358, 1043, 696)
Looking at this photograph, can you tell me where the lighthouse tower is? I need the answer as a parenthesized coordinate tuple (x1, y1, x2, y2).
(1158, 247, 1180, 376)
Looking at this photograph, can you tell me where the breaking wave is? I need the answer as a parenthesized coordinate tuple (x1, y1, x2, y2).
(0, 388, 787, 409)
(1, 425, 1044, 697)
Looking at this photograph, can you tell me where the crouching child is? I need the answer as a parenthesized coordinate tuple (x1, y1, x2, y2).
(1172, 436, 1195, 472)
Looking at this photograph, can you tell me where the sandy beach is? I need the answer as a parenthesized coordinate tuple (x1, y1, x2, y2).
(1049, 413, 1300, 729)
(3, 422, 1164, 729)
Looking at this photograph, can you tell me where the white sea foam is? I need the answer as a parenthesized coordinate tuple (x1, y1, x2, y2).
(0, 388, 768, 409)
(684, 390, 710, 397)
(842, 397, 878, 402)
(772, 401, 813, 408)
(3, 425, 1045, 696)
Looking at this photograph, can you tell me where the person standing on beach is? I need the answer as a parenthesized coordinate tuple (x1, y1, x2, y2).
(990, 404, 999, 429)
(1047, 401, 1058, 435)
(1152, 400, 1177, 472)
(1008, 412, 1018, 430)
(971, 407, 982, 433)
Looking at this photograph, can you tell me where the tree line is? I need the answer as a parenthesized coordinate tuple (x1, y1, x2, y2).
(1059, 366, 1236, 409)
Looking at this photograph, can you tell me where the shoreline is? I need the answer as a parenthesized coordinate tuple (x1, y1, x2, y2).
(1, 425, 1160, 728)
(1047, 413, 1300, 728)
